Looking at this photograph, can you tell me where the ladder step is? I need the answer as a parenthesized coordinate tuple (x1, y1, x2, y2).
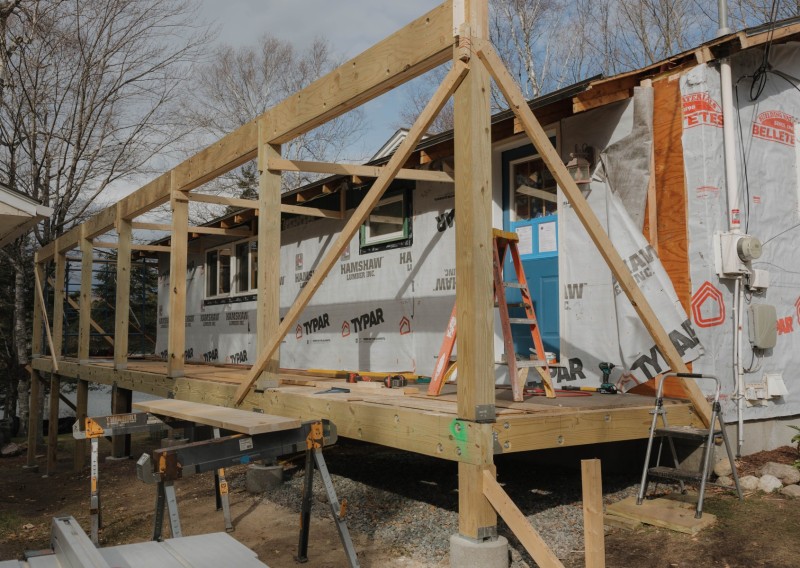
(495, 302, 525, 309)
(502, 282, 525, 289)
(655, 426, 721, 441)
(647, 466, 706, 482)
(508, 317, 537, 325)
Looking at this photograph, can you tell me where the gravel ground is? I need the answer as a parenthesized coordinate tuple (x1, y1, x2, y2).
(255, 440, 652, 567)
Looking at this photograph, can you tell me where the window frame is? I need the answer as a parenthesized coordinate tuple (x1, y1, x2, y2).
(359, 187, 412, 254)
(205, 237, 258, 300)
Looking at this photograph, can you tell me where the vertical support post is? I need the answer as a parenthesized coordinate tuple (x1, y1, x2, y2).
(74, 379, 88, 472)
(79, 228, 93, 364)
(52, 246, 66, 359)
(111, 384, 133, 458)
(454, 0, 496, 541)
(46, 373, 60, 474)
(167, 173, 189, 378)
(27, 259, 45, 469)
(581, 459, 605, 568)
(115, 209, 132, 370)
(256, 120, 281, 389)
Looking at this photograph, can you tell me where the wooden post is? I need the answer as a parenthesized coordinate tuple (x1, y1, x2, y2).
(454, 0, 497, 541)
(74, 379, 88, 471)
(256, 124, 281, 389)
(581, 459, 605, 568)
(46, 373, 60, 474)
(111, 384, 132, 458)
(115, 211, 132, 370)
(78, 228, 93, 365)
(167, 174, 189, 378)
(52, 247, 66, 358)
(26, 259, 45, 469)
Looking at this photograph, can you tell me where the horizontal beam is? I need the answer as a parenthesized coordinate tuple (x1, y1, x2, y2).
(188, 193, 258, 209)
(132, 222, 252, 237)
(172, 122, 259, 192)
(93, 242, 171, 253)
(280, 204, 344, 219)
(264, 1, 453, 143)
(269, 158, 454, 183)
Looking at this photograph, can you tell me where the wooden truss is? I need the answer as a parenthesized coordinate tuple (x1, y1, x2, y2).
(29, 0, 713, 560)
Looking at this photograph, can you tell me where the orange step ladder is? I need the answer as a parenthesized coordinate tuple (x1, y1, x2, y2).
(427, 229, 555, 400)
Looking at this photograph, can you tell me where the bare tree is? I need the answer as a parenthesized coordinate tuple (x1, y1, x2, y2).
(0, 0, 211, 435)
(182, 35, 366, 206)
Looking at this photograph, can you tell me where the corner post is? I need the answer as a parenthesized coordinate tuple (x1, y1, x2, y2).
(256, 119, 281, 389)
(114, 209, 132, 370)
(453, 0, 498, 544)
(167, 173, 189, 378)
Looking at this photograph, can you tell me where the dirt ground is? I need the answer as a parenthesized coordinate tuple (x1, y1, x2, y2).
(1, 434, 799, 567)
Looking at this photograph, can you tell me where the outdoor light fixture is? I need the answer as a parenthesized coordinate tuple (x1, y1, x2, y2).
(566, 144, 593, 186)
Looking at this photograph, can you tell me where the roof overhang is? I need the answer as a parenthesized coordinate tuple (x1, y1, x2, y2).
(0, 186, 52, 247)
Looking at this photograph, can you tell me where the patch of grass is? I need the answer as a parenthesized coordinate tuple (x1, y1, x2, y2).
(0, 511, 21, 535)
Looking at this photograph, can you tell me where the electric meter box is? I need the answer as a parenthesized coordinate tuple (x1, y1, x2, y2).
(714, 232, 763, 278)
(747, 304, 777, 349)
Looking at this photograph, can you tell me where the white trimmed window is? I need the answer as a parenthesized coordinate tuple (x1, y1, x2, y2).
(205, 238, 257, 298)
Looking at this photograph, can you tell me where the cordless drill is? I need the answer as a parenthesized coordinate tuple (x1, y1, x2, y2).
(598, 362, 617, 394)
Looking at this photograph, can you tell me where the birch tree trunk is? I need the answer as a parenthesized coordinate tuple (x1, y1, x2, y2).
(13, 262, 29, 436)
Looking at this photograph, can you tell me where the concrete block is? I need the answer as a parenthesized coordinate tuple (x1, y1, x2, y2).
(759, 462, 800, 485)
(758, 474, 783, 493)
(246, 464, 283, 493)
(449, 534, 509, 568)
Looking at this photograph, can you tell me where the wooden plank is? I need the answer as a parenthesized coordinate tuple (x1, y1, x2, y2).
(581, 459, 605, 568)
(111, 385, 132, 457)
(115, 214, 132, 369)
(256, 130, 281, 389)
(188, 193, 258, 210)
(172, 121, 258, 192)
(606, 496, 715, 535)
(119, 172, 172, 220)
(83, 206, 118, 240)
(131, 222, 171, 231)
(268, 158, 455, 183)
(93, 241, 172, 253)
(188, 226, 252, 237)
(132, 399, 301, 435)
(482, 469, 565, 568)
(265, 1, 453, 143)
(167, 181, 189, 378)
(280, 203, 344, 219)
(78, 229, 93, 364)
(234, 61, 469, 406)
(476, 42, 711, 427)
(31, 262, 44, 358)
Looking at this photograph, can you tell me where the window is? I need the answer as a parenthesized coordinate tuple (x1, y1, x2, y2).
(359, 189, 412, 253)
(511, 156, 557, 221)
(206, 238, 257, 300)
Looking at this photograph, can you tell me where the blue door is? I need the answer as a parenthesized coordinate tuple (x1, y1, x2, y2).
(501, 144, 560, 357)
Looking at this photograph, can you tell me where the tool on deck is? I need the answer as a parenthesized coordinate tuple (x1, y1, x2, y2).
(383, 375, 407, 389)
(73, 412, 170, 544)
(637, 372, 742, 518)
(315, 387, 351, 394)
(599, 361, 617, 393)
(561, 384, 617, 394)
(427, 229, 555, 400)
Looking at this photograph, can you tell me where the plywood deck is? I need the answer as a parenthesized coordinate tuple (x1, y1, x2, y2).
(33, 357, 702, 463)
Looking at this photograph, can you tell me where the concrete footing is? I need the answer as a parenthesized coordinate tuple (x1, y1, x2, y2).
(449, 534, 509, 568)
(246, 464, 284, 493)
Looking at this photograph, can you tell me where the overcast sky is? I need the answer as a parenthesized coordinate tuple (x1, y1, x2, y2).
(196, 0, 444, 155)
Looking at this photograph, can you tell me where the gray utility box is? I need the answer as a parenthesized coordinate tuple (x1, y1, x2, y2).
(748, 304, 777, 349)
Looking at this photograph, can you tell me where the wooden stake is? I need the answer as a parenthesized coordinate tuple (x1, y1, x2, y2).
(482, 469, 565, 568)
(46, 373, 60, 474)
(111, 385, 132, 458)
(74, 379, 88, 472)
(234, 61, 469, 405)
(52, 250, 66, 359)
(475, 42, 711, 427)
(25, 368, 40, 469)
(581, 459, 605, 568)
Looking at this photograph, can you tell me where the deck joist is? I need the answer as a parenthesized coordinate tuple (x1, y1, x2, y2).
(32, 357, 701, 465)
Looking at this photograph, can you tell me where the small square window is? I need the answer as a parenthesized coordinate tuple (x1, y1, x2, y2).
(206, 250, 218, 296)
(359, 190, 412, 253)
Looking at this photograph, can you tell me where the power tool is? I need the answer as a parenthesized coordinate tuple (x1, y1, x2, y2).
(598, 361, 617, 393)
(383, 375, 407, 389)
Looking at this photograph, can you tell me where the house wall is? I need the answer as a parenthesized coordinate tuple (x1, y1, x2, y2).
(682, 42, 800, 423)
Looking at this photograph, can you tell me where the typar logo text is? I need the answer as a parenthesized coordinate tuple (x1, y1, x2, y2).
(682, 92, 723, 129)
(752, 110, 795, 146)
